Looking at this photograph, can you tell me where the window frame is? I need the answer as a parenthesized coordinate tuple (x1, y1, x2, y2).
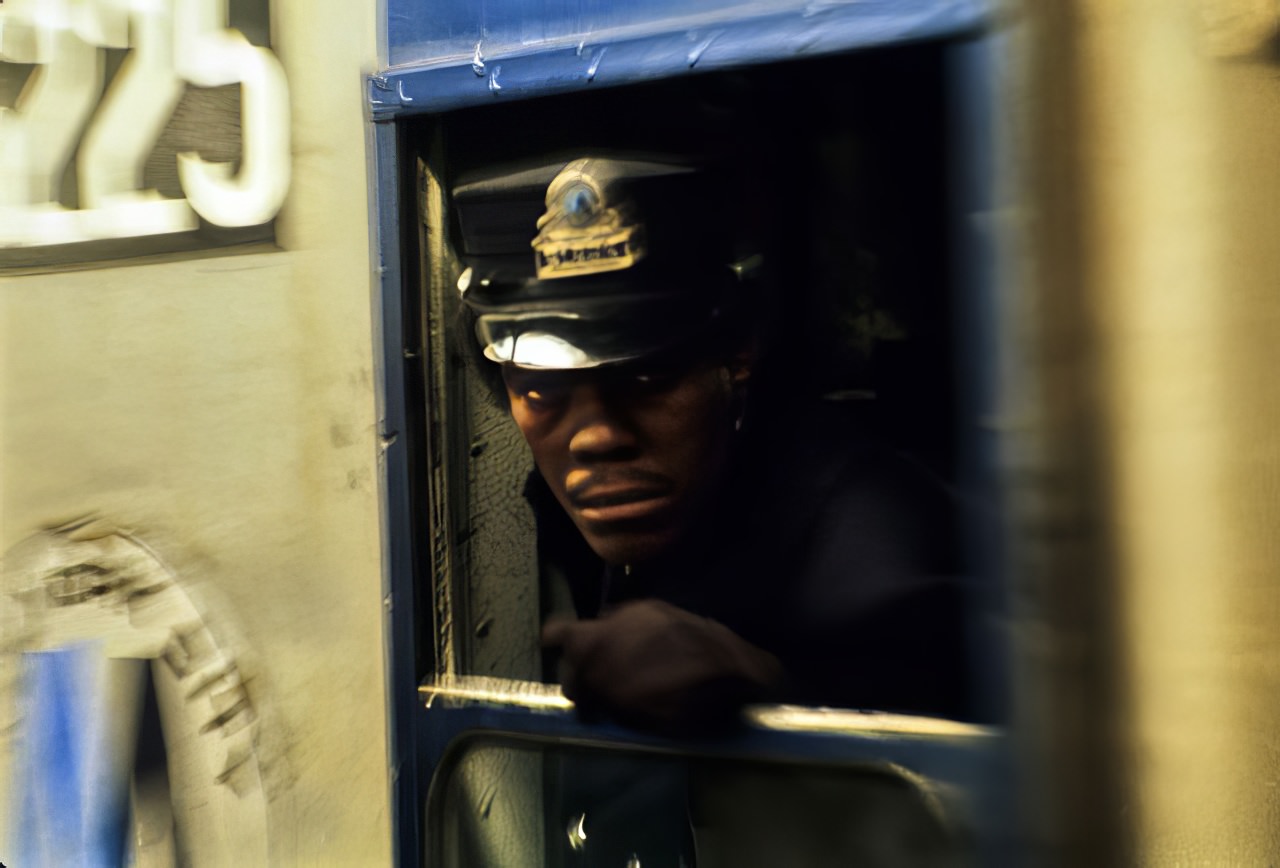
(369, 7, 1010, 865)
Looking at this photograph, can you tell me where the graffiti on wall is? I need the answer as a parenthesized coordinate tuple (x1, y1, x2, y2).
(1, 518, 272, 865)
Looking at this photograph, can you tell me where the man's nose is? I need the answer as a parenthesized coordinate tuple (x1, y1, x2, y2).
(566, 385, 639, 460)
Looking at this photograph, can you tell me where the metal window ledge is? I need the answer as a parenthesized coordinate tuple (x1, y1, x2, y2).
(419, 675, 999, 742)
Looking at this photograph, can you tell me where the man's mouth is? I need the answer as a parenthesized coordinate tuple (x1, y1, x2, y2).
(567, 478, 675, 524)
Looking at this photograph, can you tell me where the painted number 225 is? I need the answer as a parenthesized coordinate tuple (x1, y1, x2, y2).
(0, 0, 290, 248)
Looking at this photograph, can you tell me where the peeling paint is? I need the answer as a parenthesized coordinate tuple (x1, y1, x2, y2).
(686, 29, 723, 66)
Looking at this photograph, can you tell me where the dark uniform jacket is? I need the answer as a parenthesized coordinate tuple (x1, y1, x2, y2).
(531, 398, 974, 724)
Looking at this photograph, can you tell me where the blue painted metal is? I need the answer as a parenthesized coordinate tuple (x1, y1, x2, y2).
(944, 34, 1019, 865)
(372, 0, 992, 118)
(945, 33, 1008, 725)
(368, 119, 422, 868)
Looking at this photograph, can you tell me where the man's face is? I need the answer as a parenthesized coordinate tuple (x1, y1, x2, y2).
(503, 352, 747, 565)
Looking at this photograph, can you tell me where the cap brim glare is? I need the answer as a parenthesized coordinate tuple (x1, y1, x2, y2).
(484, 331, 600, 369)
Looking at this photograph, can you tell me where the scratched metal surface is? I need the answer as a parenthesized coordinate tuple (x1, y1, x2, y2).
(373, 0, 993, 117)
(385, 0, 988, 68)
(415, 151, 542, 683)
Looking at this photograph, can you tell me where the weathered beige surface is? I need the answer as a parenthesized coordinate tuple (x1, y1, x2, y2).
(1015, 1, 1280, 862)
(1076, 4, 1280, 862)
(0, 1, 390, 864)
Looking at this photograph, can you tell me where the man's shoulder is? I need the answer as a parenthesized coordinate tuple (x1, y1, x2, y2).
(744, 398, 955, 551)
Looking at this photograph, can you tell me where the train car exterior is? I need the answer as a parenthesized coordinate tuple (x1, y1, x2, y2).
(1, 1, 391, 864)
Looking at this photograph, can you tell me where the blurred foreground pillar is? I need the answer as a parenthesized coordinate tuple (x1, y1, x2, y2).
(1013, 0, 1280, 862)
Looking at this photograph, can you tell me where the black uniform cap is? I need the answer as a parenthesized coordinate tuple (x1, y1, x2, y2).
(452, 155, 758, 369)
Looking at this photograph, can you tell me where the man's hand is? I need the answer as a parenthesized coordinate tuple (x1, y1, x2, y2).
(542, 599, 783, 736)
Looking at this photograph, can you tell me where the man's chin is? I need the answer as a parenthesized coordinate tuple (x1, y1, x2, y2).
(581, 527, 679, 567)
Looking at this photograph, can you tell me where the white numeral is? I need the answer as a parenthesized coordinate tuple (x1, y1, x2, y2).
(0, 0, 290, 248)
(173, 0, 290, 228)
(0, 1, 103, 245)
(78, 0, 197, 238)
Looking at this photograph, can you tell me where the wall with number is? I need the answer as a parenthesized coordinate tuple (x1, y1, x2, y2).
(0, 0, 290, 247)
(0, 0, 390, 864)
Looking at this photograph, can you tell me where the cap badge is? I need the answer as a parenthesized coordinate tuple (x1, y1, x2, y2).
(532, 160, 646, 280)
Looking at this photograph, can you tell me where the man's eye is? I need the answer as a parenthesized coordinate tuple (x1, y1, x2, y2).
(628, 370, 678, 393)
(520, 385, 567, 409)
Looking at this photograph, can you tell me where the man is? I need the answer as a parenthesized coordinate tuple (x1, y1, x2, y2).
(452, 154, 971, 734)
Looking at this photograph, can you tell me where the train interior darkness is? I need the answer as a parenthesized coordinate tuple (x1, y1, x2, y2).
(400, 38, 976, 687)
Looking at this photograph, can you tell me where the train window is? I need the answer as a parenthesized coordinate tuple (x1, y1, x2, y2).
(427, 734, 973, 868)
(407, 40, 984, 724)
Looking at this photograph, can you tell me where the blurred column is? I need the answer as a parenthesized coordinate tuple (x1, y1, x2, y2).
(1013, 0, 1280, 862)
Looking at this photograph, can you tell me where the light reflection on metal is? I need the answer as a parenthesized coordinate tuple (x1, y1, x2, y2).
(744, 705, 1000, 741)
(421, 674, 574, 711)
(877, 760, 963, 836)
(566, 811, 587, 851)
(586, 46, 605, 81)
(418, 675, 1001, 739)
(685, 29, 722, 67)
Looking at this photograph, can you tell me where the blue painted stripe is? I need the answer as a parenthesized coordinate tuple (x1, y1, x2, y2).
(13, 647, 133, 868)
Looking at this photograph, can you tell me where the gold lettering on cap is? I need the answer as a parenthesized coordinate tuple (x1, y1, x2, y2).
(532, 160, 646, 279)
